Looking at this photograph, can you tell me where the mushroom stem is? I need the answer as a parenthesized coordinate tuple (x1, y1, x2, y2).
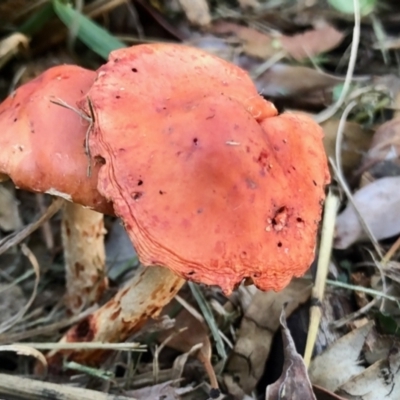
(46, 265, 185, 366)
(61, 201, 108, 314)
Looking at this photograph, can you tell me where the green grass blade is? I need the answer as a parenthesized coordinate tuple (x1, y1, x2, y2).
(188, 282, 227, 360)
(52, 0, 126, 59)
(19, 3, 55, 36)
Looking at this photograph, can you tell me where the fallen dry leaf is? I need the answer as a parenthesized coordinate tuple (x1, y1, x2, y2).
(224, 279, 311, 395)
(158, 305, 218, 390)
(309, 322, 373, 392)
(238, 0, 261, 8)
(0, 183, 21, 232)
(334, 176, 400, 249)
(322, 119, 373, 178)
(363, 326, 400, 365)
(280, 25, 344, 61)
(313, 385, 347, 400)
(336, 352, 400, 399)
(255, 63, 340, 99)
(126, 380, 180, 400)
(177, 0, 211, 26)
(0, 284, 25, 325)
(211, 22, 343, 61)
(0, 32, 29, 68)
(361, 117, 400, 179)
(211, 22, 277, 60)
(368, 117, 400, 160)
(0, 344, 47, 375)
(265, 311, 316, 400)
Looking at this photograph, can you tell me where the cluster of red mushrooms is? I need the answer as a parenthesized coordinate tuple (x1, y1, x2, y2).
(0, 44, 329, 368)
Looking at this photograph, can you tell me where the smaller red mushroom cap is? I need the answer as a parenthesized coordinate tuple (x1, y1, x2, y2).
(0, 65, 112, 214)
(83, 44, 330, 293)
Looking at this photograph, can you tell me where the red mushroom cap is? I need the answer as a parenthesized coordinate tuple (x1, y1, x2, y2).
(83, 44, 329, 293)
(0, 65, 112, 214)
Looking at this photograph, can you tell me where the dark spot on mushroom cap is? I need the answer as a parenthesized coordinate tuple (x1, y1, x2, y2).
(131, 191, 143, 200)
(95, 155, 106, 165)
(245, 178, 257, 190)
(271, 206, 288, 231)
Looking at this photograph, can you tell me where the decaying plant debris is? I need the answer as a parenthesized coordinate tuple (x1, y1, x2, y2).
(2, 0, 400, 399)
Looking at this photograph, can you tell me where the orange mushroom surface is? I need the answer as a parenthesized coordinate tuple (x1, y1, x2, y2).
(0, 65, 111, 214)
(83, 44, 330, 293)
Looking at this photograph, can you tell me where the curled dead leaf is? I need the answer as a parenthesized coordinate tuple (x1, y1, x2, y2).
(334, 177, 400, 249)
(211, 22, 344, 61)
(280, 25, 344, 61)
(265, 310, 316, 400)
(0, 33, 29, 68)
(322, 119, 373, 178)
(177, 0, 211, 26)
(309, 322, 373, 392)
(225, 279, 311, 394)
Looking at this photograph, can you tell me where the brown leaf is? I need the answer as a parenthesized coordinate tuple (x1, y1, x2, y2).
(313, 384, 347, 400)
(255, 63, 340, 99)
(336, 350, 400, 400)
(211, 22, 344, 61)
(224, 279, 311, 394)
(177, 0, 211, 27)
(362, 117, 400, 179)
(321, 119, 373, 178)
(364, 326, 400, 364)
(211, 22, 276, 59)
(265, 310, 316, 400)
(127, 380, 182, 400)
(159, 305, 219, 390)
(367, 117, 400, 160)
(309, 322, 373, 392)
(0, 33, 29, 68)
(238, 0, 261, 9)
(280, 25, 344, 61)
(0, 183, 21, 232)
(334, 177, 400, 249)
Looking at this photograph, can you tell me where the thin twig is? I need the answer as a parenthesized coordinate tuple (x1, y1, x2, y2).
(15, 342, 146, 351)
(0, 373, 136, 400)
(326, 279, 400, 303)
(0, 306, 97, 343)
(0, 245, 40, 334)
(0, 198, 64, 256)
(315, 0, 361, 123)
(331, 298, 378, 329)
